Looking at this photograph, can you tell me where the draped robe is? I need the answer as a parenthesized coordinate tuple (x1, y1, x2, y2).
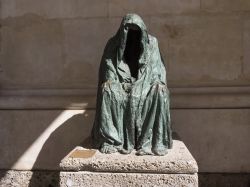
(92, 14, 172, 155)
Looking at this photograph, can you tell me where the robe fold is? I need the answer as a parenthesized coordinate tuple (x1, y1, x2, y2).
(92, 14, 172, 155)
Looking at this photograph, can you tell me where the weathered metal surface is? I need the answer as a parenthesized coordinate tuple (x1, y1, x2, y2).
(92, 14, 172, 155)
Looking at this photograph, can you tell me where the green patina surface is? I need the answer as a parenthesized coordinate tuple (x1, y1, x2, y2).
(92, 14, 172, 156)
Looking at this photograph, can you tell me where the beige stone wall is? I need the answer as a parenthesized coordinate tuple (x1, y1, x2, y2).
(0, 0, 250, 173)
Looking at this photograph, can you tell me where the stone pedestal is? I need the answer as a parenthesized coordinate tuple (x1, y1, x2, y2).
(59, 140, 198, 187)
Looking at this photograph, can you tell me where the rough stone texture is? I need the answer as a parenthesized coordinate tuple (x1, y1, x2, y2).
(0, 170, 198, 187)
(60, 140, 198, 173)
(0, 170, 59, 187)
(2, 171, 250, 187)
(59, 172, 198, 187)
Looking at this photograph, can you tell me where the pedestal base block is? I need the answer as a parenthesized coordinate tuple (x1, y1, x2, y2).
(0, 140, 198, 186)
(60, 172, 198, 187)
(60, 140, 198, 187)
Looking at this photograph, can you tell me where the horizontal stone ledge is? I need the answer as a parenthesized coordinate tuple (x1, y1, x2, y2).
(1, 86, 250, 109)
(2, 86, 250, 96)
(60, 140, 198, 174)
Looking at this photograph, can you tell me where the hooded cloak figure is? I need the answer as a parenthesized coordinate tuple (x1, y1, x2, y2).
(92, 14, 172, 156)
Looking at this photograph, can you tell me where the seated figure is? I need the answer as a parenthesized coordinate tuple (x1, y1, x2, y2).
(92, 14, 172, 156)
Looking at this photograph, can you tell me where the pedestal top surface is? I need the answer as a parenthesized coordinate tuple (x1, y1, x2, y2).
(60, 140, 198, 174)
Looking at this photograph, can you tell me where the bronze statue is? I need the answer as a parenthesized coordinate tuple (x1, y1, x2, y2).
(92, 14, 172, 156)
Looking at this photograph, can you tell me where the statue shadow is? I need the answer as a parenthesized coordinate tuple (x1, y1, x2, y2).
(28, 110, 94, 187)
(172, 132, 181, 141)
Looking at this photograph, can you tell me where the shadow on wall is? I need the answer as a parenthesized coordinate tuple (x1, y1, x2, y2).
(0, 107, 94, 186)
(27, 110, 94, 187)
